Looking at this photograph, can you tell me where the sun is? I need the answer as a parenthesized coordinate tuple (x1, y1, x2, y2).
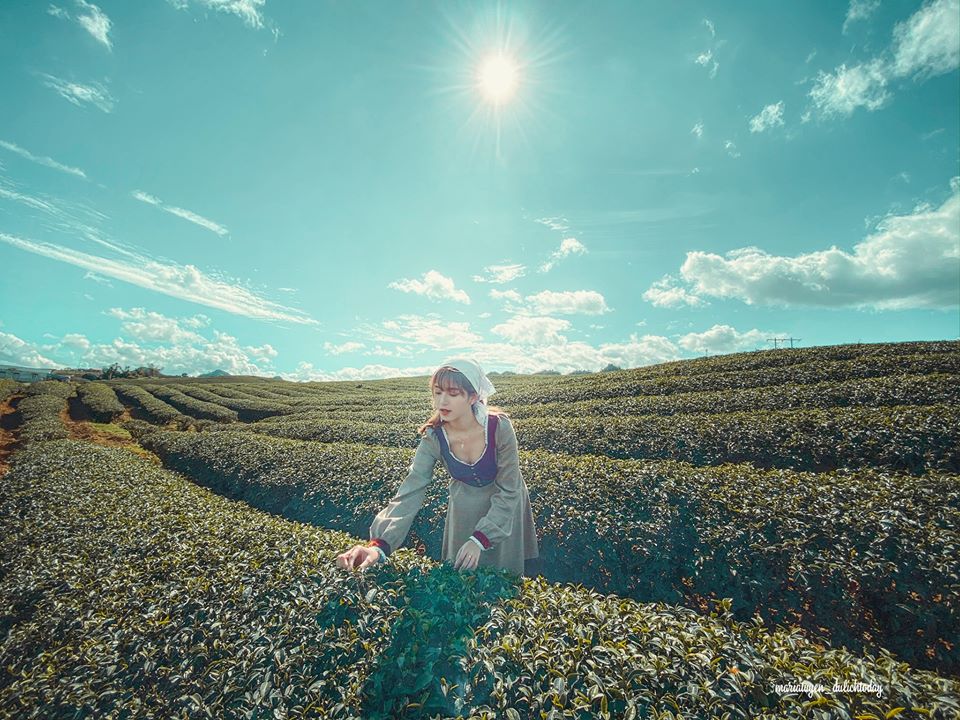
(476, 53, 520, 105)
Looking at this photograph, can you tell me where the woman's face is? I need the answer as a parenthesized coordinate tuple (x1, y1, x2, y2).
(432, 382, 478, 424)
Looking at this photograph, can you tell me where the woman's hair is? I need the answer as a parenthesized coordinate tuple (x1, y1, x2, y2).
(417, 365, 509, 436)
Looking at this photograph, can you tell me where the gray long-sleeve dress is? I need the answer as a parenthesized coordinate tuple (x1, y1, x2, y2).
(369, 414, 540, 577)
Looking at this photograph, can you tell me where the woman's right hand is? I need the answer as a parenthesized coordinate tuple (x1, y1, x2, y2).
(336, 544, 380, 571)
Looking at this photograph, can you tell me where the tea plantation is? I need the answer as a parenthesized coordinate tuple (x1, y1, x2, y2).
(0, 340, 958, 719)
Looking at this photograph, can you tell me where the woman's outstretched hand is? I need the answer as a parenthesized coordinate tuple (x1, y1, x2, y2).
(453, 539, 481, 572)
(336, 544, 380, 571)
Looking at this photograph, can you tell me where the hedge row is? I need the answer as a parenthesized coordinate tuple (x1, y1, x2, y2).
(167, 385, 287, 422)
(16, 381, 73, 444)
(491, 352, 960, 406)
(76, 382, 125, 423)
(137, 429, 960, 677)
(292, 372, 956, 428)
(578, 340, 957, 381)
(113, 384, 195, 427)
(141, 385, 239, 423)
(0, 379, 24, 403)
(2, 439, 957, 720)
(145, 348, 958, 416)
(207, 403, 960, 474)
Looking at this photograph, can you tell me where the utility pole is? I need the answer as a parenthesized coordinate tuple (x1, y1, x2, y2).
(767, 337, 781, 349)
(785, 337, 802, 349)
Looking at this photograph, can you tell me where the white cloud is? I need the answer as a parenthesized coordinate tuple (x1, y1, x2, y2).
(843, 0, 880, 34)
(472, 263, 526, 283)
(388, 270, 470, 304)
(285, 361, 437, 383)
(164, 206, 229, 236)
(106, 307, 206, 345)
(691, 122, 704, 138)
(490, 316, 571, 345)
(808, 59, 891, 118)
(60, 333, 91, 351)
(40, 74, 115, 112)
(182, 314, 211, 329)
(661, 178, 960, 309)
(131, 189, 229, 236)
(703, 18, 716, 37)
(534, 216, 569, 232)
(246, 343, 278, 361)
(526, 289, 610, 315)
(0, 231, 317, 324)
(48, 1, 113, 50)
(677, 324, 772, 354)
(695, 49, 719, 79)
(324, 340, 365, 355)
(749, 101, 785, 133)
(474, 334, 680, 374)
(0, 139, 87, 179)
(132, 190, 161, 206)
(303, 333, 682, 378)
(724, 140, 740, 158)
(0, 185, 59, 213)
(540, 237, 587, 273)
(83, 270, 112, 286)
(168, 0, 268, 30)
(490, 288, 610, 315)
(489, 288, 522, 303)
(358, 314, 482, 350)
(891, 0, 960, 79)
(35, 315, 280, 376)
(642, 275, 706, 308)
(810, 0, 959, 119)
(0, 330, 60, 368)
(74, 0, 113, 50)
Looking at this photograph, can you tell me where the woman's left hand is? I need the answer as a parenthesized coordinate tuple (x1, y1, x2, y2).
(454, 540, 482, 571)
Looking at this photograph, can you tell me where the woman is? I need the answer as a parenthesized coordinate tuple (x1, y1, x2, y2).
(336, 357, 540, 577)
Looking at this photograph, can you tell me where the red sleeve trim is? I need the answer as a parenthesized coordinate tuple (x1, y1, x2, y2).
(367, 538, 391, 556)
(472, 531, 492, 550)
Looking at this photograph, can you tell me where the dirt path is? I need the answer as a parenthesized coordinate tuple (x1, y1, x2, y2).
(60, 397, 163, 465)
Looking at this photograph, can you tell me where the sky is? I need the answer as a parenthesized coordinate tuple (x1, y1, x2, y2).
(1, 0, 958, 380)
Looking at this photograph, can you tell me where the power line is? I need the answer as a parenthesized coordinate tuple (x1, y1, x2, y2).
(767, 337, 803, 349)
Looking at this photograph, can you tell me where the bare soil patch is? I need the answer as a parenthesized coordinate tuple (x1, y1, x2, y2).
(60, 402, 163, 466)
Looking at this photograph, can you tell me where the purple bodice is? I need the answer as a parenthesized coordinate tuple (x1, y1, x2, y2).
(436, 414, 500, 487)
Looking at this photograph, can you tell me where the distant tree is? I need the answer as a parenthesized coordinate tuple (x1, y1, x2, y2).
(102, 362, 162, 379)
(102, 362, 122, 379)
(536, 369, 561, 375)
(569, 369, 592, 375)
(601, 363, 622, 372)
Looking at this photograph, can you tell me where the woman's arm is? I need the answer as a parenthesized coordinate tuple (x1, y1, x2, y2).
(368, 431, 440, 558)
(472, 417, 522, 550)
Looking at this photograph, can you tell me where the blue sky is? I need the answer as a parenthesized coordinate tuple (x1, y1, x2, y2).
(1, 0, 958, 380)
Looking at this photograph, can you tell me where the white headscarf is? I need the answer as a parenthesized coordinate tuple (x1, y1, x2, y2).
(439, 356, 497, 430)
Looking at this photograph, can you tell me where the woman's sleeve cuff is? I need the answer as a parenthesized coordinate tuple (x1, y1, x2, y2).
(367, 538, 391, 556)
(471, 531, 492, 550)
